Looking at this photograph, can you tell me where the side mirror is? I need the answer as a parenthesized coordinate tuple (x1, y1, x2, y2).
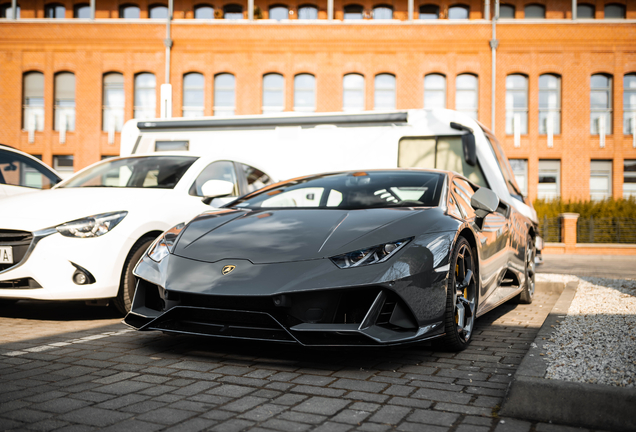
(462, 133, 477, 167)
(470, 188, 499, 219)
(201, 180, 234, 205)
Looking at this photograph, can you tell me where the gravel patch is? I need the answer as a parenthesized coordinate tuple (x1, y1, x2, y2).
(542, 275, 636, 387)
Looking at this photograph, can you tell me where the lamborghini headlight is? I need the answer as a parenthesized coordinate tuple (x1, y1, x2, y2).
(330, 238, 412, 269)
(56, 211, 128, 238)
(147, 223, 186, 263)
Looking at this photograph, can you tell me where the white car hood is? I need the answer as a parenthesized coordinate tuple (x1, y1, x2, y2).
(0, 188, 169, 231)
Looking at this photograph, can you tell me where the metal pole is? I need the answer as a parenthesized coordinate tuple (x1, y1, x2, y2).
(165, 0, 172, 85)
(572, 0, 577, 19)
(248, 0, 254, 20)
(328, 0, 333, 20)
(484, 0, 490, 21)
(408, 0, 414, 21)
(11, 0, 16, 19)
(490, 0, 498, 133)
(90, 0, 95, 19)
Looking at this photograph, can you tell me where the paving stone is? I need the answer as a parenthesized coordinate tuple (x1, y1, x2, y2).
(23, 390, 68, 403)
(210, 419, 255, 432)
(343, 391, 390, 403)
(368, 405, 411, 425)
(207, 384, 255, 398)
(332, 408, 373, 425)
(162, 417, 217, 432)
(494, 418, 533, 432)
(59, 407, 133, 427)
(330, 378, 388, 393)
(434, 402, 494, 416)
(291, 374, 336, 386)
(407, 409, 459, 426)
(32, 397, 92, 414)
(273, 394, 309, 406)
(455, 424, 490, 432)
(136, 407, 197, 425)
(259, 418, 311, 432)
(93, 372, 140, 385)
(411, 387, 472, 404)
(278, 411, 328, 425)
(121, 400, 167, 414)
(314, 421, 354, 432)
(170, 399, 215, 412)
(292, 396, 350, 415)
(397, 423, 448, 432)
(238, 403, 287, 421)
(291, 385, 346, 397)
(25, 418, 70, 431)
(99, 419, 164, 432)
(0, 399, 32, 414)
(386, 396, 433, 409)
(355, 423, 392, 432)
(201, 410, 235, 421)
(138, 384, 179, 396)
(94, 394, 149, 410)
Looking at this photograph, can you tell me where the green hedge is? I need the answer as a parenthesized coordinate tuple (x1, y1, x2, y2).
(533, 197, 636, 219)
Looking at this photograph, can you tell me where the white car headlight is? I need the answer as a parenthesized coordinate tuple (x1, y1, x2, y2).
(56, 211, 128, 239)
(147, 223, 185, 263)
(330, 238, 411, 269)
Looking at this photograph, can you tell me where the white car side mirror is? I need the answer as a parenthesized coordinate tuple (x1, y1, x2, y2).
(201, 180, 234, 205)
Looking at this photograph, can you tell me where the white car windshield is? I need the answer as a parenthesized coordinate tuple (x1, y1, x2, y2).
(59, 156, 198, 189)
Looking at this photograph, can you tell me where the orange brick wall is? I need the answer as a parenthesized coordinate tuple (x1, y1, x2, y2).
(0, 0, 635, 201)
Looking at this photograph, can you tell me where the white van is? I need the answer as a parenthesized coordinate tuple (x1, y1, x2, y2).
(120, 108, 542, 252)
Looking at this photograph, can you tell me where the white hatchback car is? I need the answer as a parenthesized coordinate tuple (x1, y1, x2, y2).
(0, 153, 273, 314)
(0, 144, 62, 198)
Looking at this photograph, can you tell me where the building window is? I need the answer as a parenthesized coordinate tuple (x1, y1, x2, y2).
(119, 4, 140, 18)
(524, 4, 545, 18)
(538, 74, 561, 135)
(538, 160, 560, 200)
(73, 3, 90, 18)
(577, 3, 594, 18)
(499, 4, 515, 17)
(590, 74, 612, 135)
(293, 74, 315, 112)
(103, 72, 124, 132)
(149, 4, 168, 18)
(373, 4, 392, 19)
(194, 4, 214, 18)
(624, 160, 636, 198)
(45, 3, 65, 18)
(343, 73, 364, 112)
(263, 73, 284, 114)
(1, 3, 20, 18)
(298, 4, 318, 19)
(509, 159, 528, 197)
(22, 72, 44, 131)
(590, 160, 612, 200)
(53, 155, 74, 180)
(54, 72, 75, 132)
(604, 3, 625, 18)
(424, 73, 446, 110)
(419, 4, 439, 19)
(223, 4, 243, 18)
(344, 4, 363, 19)
(134, 73, 156, 119)
(214, 73, 235, 117)
(448, 4, 469, 19)
(183, 72, 204, 118)
(505, 74, 528, 135)
(624, 74, 636, 135)
(269, 4, 288, 20)
(456, 74, 478, 119)
(374, 74, 396, 110)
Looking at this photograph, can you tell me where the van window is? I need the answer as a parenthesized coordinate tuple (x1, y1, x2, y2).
(483, 132, 524, 201)
(240, 163, 273, 193)
(398, 136, 487, 187)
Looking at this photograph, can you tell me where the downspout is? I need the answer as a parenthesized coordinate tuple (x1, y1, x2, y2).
(490, 0, 499, 133)
(572, 0, 577, 19)
(162, 0, 173, 118)
(11, 0, 16, 19)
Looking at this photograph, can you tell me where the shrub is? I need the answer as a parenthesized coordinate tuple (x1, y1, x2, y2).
(533, 197, 636, 219)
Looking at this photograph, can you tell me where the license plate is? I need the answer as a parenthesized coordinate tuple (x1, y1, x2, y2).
(0, 246, 13, 264)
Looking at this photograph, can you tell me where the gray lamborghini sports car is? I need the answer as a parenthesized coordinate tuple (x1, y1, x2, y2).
(124, 169, 536, 350)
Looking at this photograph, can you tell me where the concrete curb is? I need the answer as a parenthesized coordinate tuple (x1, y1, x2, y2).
(500, 281, 636, 432)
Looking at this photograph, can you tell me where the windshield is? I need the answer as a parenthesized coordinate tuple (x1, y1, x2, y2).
(231, 171, 444, 210)
(60, 156, 198, 189)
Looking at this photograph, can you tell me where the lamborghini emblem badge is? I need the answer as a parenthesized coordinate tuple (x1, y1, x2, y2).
(222, 265, 236, 275)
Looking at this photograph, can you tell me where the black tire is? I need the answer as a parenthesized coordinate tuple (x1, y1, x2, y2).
(517, 236, 536, 304)
(441, 237, 478, 351)
(113, 237, 155, 315)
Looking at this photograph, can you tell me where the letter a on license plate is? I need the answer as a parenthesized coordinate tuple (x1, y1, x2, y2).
(0, 246, 13, 264)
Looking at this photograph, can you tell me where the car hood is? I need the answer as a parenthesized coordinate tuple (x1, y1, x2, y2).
(0, 188, 169, 231)
(174, 207, 455, 264)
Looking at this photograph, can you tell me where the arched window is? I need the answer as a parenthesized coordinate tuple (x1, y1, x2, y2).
(119, 4, 140, 18)
(223, 4, 243, 19)
(294, 74, 315, 112)
(499, 4, 515, 18)
(604, 3, 625, 18)
(73, 3, 90, 17)
(524, 4, 545, 18)
(456, 74, 478, 119)
(419, 4, 439, 19)
(54, 72, 75, 132)
(22, 71, 44, 131)
(448, 4, 469, 19)
(214, 73, 235, 117)
(194, 4, 214, 18)
(44, 3, 65, 18)
(624, 74, 636, 135)
(263, 73, 284, 114)
(424, 73, 446, 110)
(374, 74, 395, 110)
(298, 4, 318, 19)
(102, 72, 124, 132)
(505, 74, 528, 135)
(343, 73, 364, 111)
(134, 73, 156, 119)
(373, 4, 392, 19)
(269, 4, 288, 20)
(149, 4, 168, 18)
(344, 4, 363, 19)
(577, 3, 594, 18)
(539, 74, 561, 135)
(1, 3, 20, 18)
(590, 74, 613, 134)
(183, 73, 204, 117)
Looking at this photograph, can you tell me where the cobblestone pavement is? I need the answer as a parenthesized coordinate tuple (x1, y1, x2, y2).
(0, 291, 599, 432)
(538, 254, 636, 279)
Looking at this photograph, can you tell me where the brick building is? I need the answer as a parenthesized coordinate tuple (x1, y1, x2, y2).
(0, 0, 635, 201)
